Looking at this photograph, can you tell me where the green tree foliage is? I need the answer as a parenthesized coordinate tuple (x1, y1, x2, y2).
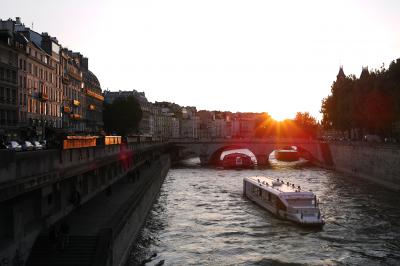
(103, 96, 143, 136)
(320, 59, 400, 137)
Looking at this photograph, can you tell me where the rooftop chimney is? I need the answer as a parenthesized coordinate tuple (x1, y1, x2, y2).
(15, 17, 21, 24)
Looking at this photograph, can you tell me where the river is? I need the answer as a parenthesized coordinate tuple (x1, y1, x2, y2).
(128, 157, 400, 265)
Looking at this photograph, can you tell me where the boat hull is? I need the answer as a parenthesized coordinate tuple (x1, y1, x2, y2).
(222, 153, 254, 169)
(243, 178, 324, 227)
(275, 150, 299, 162)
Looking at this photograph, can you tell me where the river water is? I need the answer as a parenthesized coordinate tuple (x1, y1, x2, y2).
(128, 157, 400, 266)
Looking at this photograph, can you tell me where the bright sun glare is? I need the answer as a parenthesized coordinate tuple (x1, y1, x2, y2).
(269, 111, 292, 122)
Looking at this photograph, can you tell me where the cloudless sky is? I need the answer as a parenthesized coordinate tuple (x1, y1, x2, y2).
(2, 0, 400, 120)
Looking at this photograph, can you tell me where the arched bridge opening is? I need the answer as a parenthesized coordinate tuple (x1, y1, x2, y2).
(268, 144, 317, 165)
(208, 145, 258, 166)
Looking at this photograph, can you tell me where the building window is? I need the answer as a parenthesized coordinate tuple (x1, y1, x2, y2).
(47, 193, 53, 206)
(12, 71, 16, 84)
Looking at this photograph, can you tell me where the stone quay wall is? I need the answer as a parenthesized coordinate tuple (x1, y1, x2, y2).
(318, 142, 400, 191)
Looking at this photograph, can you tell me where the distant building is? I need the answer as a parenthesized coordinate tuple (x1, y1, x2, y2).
(232, 114, 256, 138)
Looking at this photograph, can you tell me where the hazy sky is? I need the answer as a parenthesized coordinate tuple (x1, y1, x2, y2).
(2, 0, 400, 120)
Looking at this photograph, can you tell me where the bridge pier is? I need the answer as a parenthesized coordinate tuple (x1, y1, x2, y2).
(256, 154, 270, 166)
(199, 154, 210, 166)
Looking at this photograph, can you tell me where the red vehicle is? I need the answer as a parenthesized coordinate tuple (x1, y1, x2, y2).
(222, 153, 254, 169)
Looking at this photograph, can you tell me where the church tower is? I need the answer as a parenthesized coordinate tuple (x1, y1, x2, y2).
(337, 66, 345, 80)
(360, 66, 369, 79)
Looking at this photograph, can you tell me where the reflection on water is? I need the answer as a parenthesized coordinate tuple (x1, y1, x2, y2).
(128, 158, 400, 266)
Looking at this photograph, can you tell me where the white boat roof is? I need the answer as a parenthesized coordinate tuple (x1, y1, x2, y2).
(244, 176, 315, 198)
(276, 149, 298, 153)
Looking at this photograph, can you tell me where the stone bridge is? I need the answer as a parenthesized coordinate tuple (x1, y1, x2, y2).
(171, 138, 326, 165)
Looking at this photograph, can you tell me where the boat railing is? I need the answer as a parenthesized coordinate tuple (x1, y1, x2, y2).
(287, 206, 320, 213)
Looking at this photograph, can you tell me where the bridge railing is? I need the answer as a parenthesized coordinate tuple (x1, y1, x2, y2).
(170, 137, 317, 143)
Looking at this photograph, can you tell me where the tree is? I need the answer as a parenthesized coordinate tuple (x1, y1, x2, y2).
(294, 112, 318, 138)
(320, 60, 400, 139)
(103, 96, 143, 136)
(320, 96, 333, 129)
(254, 113, 275, 138)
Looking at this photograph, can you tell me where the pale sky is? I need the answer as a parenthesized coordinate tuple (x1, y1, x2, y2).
(2, 0, 400, 120)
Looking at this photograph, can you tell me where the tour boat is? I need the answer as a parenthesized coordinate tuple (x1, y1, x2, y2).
(243, 176, 324, 226)
(222, 153, 253, 169)
(275, 147, 299, 161)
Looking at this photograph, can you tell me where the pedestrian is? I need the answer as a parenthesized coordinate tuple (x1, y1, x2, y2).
(60, 221, 70, 249)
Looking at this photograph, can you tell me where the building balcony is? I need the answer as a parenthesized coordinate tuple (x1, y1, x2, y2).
(85, 89, 104, 101)
(38, 92, 48, 101)
(67, 68, 82, 81)
(63, 106, 71, 113)
(72, 99, 80, 106)
(70, 113, 82, 120)
(62, 75, 70, 84)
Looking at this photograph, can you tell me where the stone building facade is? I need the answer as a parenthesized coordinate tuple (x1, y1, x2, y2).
(0, 30, 18, 139)
(0, 17, 103, 139)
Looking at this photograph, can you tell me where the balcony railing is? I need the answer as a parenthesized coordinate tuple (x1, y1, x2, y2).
(62, 75, 70, 84)
(67, 68, 82, 81)
(39, 92, 48, 101)
(70, 113, 82, 120)
(85, 89, 104, 101)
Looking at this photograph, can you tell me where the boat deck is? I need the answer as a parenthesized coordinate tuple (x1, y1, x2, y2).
(246, 176, 311, 194)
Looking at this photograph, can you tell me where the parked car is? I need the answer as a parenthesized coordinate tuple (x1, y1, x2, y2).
(32, 140, 44, 150)
(40, 140, 47, 149)
(364, 135, 382, 142)
(6, 141, 22, 151)
(0, 142, 7, 149)
(384, 137, 397, 144)
(21, 140, 35, 151)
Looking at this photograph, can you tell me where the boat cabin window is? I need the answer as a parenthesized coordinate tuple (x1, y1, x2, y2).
(251, 185, 262, 197)
(286, 198, 314, 207)
(262, 191, 272, 202)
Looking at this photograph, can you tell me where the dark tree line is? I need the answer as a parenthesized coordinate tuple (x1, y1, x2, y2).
(103, 96, 143, 136)
(321, 59, 400, 139)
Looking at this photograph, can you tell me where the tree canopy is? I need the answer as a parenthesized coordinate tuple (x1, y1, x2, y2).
(103, 96, 143, 136)
(321, 59, 400, 138)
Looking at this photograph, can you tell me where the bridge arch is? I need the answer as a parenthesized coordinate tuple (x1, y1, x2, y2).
(171, 139, 323, 166)
(208, 145, 258, 165)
